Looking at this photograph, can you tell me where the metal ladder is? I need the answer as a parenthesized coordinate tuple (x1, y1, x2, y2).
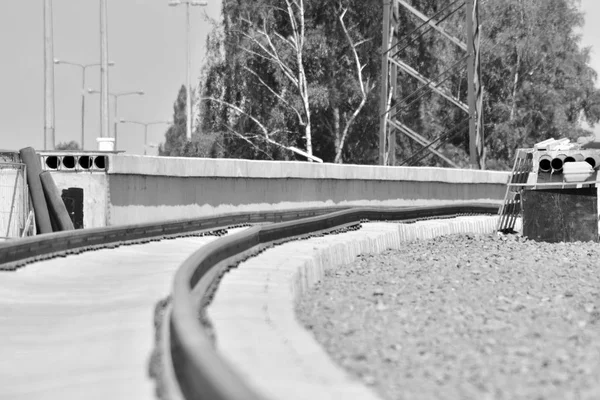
(497, 149, 532, 232)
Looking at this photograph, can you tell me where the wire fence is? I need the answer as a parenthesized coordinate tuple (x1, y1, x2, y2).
(0, 162, 30, 238)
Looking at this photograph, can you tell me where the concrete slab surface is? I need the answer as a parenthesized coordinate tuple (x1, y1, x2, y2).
(0, 232, 244, 400)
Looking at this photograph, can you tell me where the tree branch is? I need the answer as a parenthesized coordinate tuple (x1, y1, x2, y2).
(243, 66, 304, 123)
(335, 6, 373, 163)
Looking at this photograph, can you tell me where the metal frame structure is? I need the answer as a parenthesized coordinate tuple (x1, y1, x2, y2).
(379, 0, 483, 168)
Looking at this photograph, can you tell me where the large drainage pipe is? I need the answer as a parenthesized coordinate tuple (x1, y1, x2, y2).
(19, 147, 53, 234)
(538, 154, 552, 173)
(551, 154, 567, 173)
(585, 154, 600, 169)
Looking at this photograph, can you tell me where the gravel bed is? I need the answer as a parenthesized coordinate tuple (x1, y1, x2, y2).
(296, 232, 600, 400)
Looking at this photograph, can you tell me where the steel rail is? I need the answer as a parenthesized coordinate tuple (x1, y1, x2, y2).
(0, 206, 352, 271)
(166, 203, 500, 400)
(0, 203, 500, 399)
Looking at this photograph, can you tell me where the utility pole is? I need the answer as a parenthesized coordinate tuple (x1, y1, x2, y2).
(100, 0, 110, 141)
(186, 3, 192, 141)
(465, 0, 481, 169)
(169, 0, 207, 141)
(379, 1, 391, 166)
(380, 0, 483, 169)
(43, 0, 55, 150)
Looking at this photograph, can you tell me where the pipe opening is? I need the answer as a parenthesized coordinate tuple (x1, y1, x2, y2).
(94, 156, 106, 169)
(45, 156, 60, 169)
(79, 156, 92, 169)
(551, 157, 564, 171)
(585, 157, 596, 168)
(564, 156, 576, 164)
(539, 158, 552, 173)
(62, 156, 76, 169)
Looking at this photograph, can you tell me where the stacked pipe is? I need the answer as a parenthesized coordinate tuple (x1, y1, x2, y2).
(538, 152, 600, 174)
(19, 147, 75, 234)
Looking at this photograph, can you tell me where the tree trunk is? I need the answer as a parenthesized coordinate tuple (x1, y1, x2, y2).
(333, 107, 342, 163)
(510, 51, 520, 121)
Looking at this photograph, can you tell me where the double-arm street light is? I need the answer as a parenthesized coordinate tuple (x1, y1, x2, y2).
(119, 119, 172, 155)
(168, 0, 207, 141)
(54, 59, 115, 150)
(88, 89, 144, 150)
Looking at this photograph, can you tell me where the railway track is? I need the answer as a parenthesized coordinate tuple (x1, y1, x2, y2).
(0, 203, 499, 400)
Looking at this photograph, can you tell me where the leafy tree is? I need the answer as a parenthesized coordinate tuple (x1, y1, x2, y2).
(159, 85, 187, 156)
(188, 0, 600, 169)
(479, 0, 600, 169)
(159, 85, 225, 158)
(200, 0, 380, 163)
(55, 141, 80, 150)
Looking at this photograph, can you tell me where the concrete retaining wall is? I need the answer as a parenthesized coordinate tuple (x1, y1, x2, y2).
(51, 172, 109, 229)
(105, 155, 510, 226)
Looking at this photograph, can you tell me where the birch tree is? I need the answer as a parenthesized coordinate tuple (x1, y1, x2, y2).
(200, 0, 378, 163)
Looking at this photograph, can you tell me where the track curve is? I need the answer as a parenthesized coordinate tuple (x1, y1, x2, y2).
(165, 204, 499, 400)
(0, 203, 500, 400)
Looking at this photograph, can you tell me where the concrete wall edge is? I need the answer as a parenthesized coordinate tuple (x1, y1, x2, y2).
(107, 155, 510, 184)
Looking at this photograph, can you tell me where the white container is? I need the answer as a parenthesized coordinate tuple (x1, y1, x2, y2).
(562, 161, 594, 183)
(96, 137, 115, 152)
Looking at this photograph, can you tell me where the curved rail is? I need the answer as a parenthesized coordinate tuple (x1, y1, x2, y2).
(167, 203, 500, 400)
(0, 203, 500, 399)
(0, 206, 352, 270)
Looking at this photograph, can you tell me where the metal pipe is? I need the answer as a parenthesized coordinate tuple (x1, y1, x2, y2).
(44, 0, 56, 150)
(538, 154, 552, 173)
(100, 0, 110, 140)
(186, 2, 192, 141)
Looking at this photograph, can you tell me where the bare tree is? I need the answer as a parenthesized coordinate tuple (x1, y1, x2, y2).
(238, 0, 313, 157)
(333, 6, 374, 163)
(202, 0, 373, 163)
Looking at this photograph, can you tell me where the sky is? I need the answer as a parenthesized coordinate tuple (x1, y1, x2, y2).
(0, 0, 221, 154)
(1, 0, 600, 155)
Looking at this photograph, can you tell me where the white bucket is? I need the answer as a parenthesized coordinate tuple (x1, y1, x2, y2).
(96, 137, 115, 151)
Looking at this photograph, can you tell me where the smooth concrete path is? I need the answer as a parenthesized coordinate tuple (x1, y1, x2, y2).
(0, 231, 244, 400)
(208, 217, 501, 400)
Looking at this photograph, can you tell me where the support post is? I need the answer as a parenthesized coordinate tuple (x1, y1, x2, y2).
(379, 0, 391, 166)
(186, 2, 192, 141)
(80, 68, 86, 150)
(114, 96, 118, 150)
(43, 0, 55, 150)
(465, 0, 482, 169)
(100, 0, 110, 140)
(388, 4, 399, 166)
(473, 0, 484, 167)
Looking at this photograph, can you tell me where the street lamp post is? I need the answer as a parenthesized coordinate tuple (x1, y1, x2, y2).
(100, 0, 109, 140)
(88, 89, 144, 150)
(54, 59, 115, 150)
(119, 119, 171, 155)
(168, 0, 207, 141)
(44, 0, 55, 150)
